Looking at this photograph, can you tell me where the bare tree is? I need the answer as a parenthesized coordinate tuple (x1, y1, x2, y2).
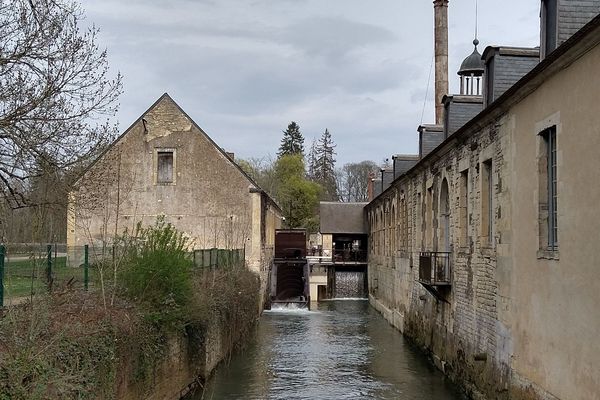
(238, 156, 278, 197)
(0, 0, 122, 209)
(336, 161, 379, 202)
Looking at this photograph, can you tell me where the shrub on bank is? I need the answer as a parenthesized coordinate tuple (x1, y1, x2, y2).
(119, 218, 194, 329)
(0, 293, 124, 399)
(0, 220, 262, 399)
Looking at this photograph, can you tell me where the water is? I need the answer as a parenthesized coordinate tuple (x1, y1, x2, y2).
(335, 271, 366, 298)
(194, 301, 465, 400)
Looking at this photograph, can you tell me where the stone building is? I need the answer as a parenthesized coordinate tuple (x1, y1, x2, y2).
(366, 2, 600, 400)
(309, 202, 368, 301)
(67, 93, 282, 278)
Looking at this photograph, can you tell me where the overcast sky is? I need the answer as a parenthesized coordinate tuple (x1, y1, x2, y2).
(81, 0, 540, 166)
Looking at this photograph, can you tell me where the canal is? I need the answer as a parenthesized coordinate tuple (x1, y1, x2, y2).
(194, 300, 465, 400)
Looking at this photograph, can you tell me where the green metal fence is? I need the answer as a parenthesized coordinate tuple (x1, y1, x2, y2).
(192, 248, 244, 268)
(0, 244, 91, 306)
(1, 244, 247, 306)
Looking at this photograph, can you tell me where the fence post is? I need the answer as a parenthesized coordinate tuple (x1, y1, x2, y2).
(0, 245, 5, 308)
(84, 245, 89, 291)
(46, 244, 53, 291)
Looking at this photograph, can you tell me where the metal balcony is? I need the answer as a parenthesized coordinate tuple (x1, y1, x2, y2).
(418, 251, 451, 302)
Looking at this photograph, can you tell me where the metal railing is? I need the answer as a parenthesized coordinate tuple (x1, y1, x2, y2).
(193, 248, 244, 268)
(333, 249, 367, 263)
(419, 251, 451, 285)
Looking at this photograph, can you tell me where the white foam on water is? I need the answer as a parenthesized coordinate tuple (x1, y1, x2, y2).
(326, 298, 369, 301)
(265, 303, 313, 314)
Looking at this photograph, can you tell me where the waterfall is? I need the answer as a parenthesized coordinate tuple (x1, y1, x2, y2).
(334, 271, 367, 299)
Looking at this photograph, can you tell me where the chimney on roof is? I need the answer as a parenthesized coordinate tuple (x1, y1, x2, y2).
(367, 172, 376, 201)
(434, 0, 449, 125)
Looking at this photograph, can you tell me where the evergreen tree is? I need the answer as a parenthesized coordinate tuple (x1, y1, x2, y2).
(277, 121, 304, 158)
(307, 139, 317, 180)
(314, 129, 338, 201)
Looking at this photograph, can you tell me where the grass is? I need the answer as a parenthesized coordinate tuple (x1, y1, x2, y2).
(2, 256, 91, 299)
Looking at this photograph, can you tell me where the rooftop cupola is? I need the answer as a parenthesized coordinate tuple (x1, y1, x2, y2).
(458, 39, 485, 95)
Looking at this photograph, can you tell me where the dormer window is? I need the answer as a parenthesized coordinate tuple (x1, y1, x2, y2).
(541, 0, 558, 59)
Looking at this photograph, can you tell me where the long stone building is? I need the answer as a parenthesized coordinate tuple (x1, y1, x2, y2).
(67, 94, 281, 278)
(366, 2, 600, 400)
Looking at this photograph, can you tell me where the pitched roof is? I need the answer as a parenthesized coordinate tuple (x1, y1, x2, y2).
(74, 93, 281, 212)
(320, 202, 368, 234)
(369, 13, 600, 204)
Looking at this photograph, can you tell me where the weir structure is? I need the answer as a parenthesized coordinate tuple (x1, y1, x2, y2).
(308, 202, 369, 302)
(267, 229, 310, 309)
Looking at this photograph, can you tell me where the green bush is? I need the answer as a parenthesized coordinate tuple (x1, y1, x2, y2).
(119, 218, 193, 329)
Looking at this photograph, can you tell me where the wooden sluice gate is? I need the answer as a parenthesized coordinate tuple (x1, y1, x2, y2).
(267, 229, 310, 310)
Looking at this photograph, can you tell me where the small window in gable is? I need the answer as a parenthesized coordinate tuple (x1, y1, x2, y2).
(157, 151, 174, 184)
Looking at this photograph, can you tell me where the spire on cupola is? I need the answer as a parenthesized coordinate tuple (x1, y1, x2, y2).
(458, 0, 485, 96)
(458, 38, 485, 95)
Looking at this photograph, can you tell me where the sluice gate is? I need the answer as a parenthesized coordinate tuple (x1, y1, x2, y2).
(268, 229, 310, 309)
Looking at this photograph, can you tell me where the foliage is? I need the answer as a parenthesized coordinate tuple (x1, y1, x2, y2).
(274, 155, 321, 229)
(274, 153, 305, 183)
(0, 221, 263, 399)
(336, 160, 379, 202)
(0, 294, 119, 400)
(277, 121, 304, 158)
(312, 129, 338, 201)
(119, 218, 193, 329)
(0, 0, 122, 209)
(240, 154, 321, 230)
(191, 268, 260, 353)
(307, 140, 318, 180)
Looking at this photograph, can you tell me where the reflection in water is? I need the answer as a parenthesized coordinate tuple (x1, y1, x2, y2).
(335, 271, 366, 298)
(195, 301, 464, 400)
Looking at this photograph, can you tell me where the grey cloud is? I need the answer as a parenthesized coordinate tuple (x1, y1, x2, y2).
(277, 17, 397, 59)
(83, 0, 541, 165)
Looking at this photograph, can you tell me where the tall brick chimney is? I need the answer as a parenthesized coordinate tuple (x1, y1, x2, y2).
(434, 0, 449, 125)
(367, 172, 376, 201)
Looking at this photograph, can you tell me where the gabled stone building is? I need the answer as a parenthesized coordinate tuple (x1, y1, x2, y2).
(367, 2, 600, 400)
(67, 94, 281, 276)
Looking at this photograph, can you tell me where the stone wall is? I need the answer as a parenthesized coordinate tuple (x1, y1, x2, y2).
(366, 16, 600, 400)
(117, 317, 255, 400)
(67, 94, 281, 274)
